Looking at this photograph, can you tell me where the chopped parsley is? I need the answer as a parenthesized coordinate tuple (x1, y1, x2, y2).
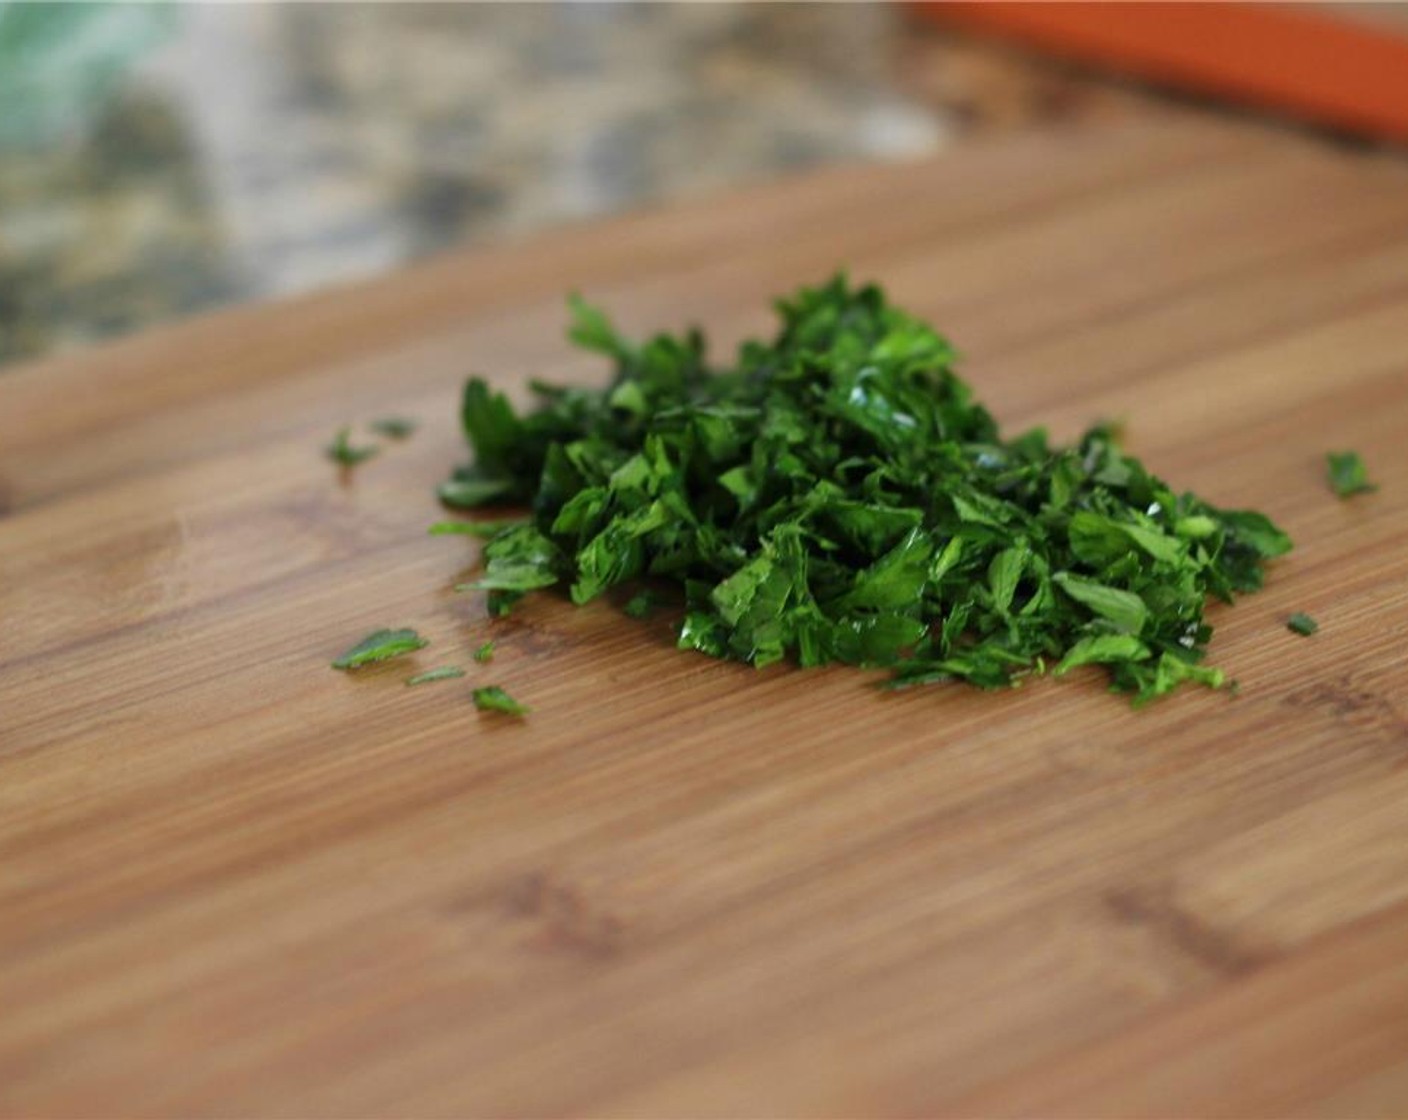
(405, 665, 466, 686)
(441, 275, 1293, 705)
(1286, 612, 1318, 636)
(473, 640, 496, 663)
(370, 416, 418, 439)
(472, 685, 528, 716)
(1326, 451, 1376, 498)
(327, 426, 378, 467)
(332, 628, 428, 669)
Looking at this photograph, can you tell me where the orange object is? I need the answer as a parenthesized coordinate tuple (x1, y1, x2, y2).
(913, 2, 1408, 144)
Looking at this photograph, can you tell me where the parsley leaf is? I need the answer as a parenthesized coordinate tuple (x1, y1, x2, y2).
(327, 426, 377, 467)
(473, 640, 495, 662)
(1052, 572, 1148, 635)
(473, 685, 529, 716)
(1054, 634, 1151, 676)
(1327, 451, 1376, 497)
(405, 665, 465, 686)
(333, 628, 428, 669)
(1286, 612, 1318, 636)
(441, 275, 1293, 704)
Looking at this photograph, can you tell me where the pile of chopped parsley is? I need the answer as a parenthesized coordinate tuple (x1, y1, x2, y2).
(439, 275, 1294, 705)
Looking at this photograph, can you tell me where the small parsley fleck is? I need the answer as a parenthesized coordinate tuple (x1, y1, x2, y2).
(473, 640, 495, 663)
(624, 591, 655, 619)
(428, 519, 528, 538)
(332, 628, 428, 669)
(1286, 612, 1318, 636)
(405, 665, 465, 686)
(472, 685, 528, 716)
(327, 426, 378, 467)
(370, 416, 418, 439)
(439, 477, 515, 509)
(1327, 451, 1376, 498)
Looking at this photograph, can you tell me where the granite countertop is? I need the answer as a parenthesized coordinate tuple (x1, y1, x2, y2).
(0, 3, 1146, 368)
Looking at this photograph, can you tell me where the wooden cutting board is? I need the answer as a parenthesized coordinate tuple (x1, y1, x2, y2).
(2, 109, 1407, 1117)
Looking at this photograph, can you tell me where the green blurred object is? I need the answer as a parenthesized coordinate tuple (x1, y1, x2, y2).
(0, 1, 177, 151)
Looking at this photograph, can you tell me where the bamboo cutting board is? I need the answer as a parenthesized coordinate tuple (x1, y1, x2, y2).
(2, 110, 1408, 1117)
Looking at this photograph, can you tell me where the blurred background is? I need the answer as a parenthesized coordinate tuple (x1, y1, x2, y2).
(0, 2, 1154, 368)
(3, 1, 1406, 370)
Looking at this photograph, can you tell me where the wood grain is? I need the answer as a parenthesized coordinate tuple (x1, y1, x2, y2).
(2, 110, 1407, 1117)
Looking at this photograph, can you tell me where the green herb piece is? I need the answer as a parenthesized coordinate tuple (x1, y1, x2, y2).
(454, 523, 562, 616)
(440, 275, 1293, 704)
(1286, 612, 1318, 636)
(1052, 572, 1148, 636)
(439, 476, 515, 509)
(1054, 634, 1151, 676)
(405, 665, 466, 686)
(370, 416, 418, 439)
(327, 426, 378, 467)
(472, 685, 528, 716)
(1327, 451, 1376, 497)
(428, 519, 528, 538)
(332, 628, 428, 669)
(473, 640, 495, 663)
(625, 591, 655, 619)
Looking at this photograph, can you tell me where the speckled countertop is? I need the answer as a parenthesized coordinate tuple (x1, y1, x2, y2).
(0, 2, 1148, 368)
